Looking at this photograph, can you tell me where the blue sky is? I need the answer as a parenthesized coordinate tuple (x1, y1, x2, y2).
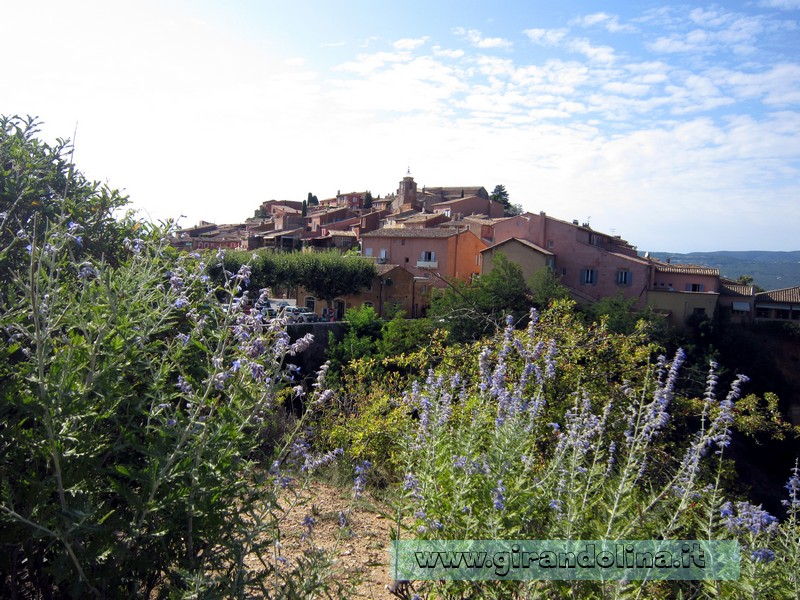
(3, 0, 799, 252)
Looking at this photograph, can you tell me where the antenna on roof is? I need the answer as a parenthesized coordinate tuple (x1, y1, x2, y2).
(407, 166, 411, 176)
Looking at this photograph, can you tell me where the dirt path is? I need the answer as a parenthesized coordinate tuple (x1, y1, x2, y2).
(276, 481, 406, 599)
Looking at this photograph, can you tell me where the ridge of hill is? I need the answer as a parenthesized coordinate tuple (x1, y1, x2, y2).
(644, 250, 800, 291)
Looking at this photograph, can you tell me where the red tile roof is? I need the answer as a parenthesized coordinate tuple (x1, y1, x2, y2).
(755, 287, 800, 304)
(361, 227, 462, 239)
(652, 262, 720, 276)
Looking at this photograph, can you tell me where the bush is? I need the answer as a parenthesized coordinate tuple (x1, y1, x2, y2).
(0, 217, 348, 597)
(393, 314, 800, 598)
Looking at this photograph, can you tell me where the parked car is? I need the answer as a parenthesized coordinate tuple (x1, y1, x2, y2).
(285, 306, 318, 323)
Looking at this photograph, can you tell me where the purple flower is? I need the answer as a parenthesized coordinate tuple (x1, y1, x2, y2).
(783, 461, 800, 508)
(249, 362, 265, 381)
(176, 332, 190, 346)
(176, 376, 192, 394)
(492, 480, 506, 511)
(353, 460, 372, 497)
(174, 297, 190, 309)
(750, 548, 775, 563)
(723, 501, 777, 535)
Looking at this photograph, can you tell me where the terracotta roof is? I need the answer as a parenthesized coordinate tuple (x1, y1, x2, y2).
(652, 262, 720, 276)
(720, 282, 755, 297)
(260, 228, 304, 239)
(755, 287, 800, 304)
(361, 227, 461, 239)
(481, 237, 553, 256)
(432, 195, 486, 207)
(607, 251, 649, 266)
(463, 216, 503, 225)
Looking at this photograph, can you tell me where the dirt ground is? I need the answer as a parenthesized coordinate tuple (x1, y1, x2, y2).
(275, 480, 413, 599)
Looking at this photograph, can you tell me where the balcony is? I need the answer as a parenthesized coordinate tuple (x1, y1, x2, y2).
(416, 260, 438, 269)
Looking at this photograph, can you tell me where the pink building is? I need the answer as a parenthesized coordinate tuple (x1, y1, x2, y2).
(360, 227, 486, 287)
(486, 212, 651, 305)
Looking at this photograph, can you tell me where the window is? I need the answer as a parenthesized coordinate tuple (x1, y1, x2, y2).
(685, 283, 705, 292)
(364, 247, 373, 257)
(401, 239, 405, 246)
(589, 233, 601, 246)
(580, 268, 597, 285)
(422, 250, 436, 262)
(363, 301, 374, 309)
(561, 268, 567, 277)
(305, 297, 316, 312)
(547, 240, 554, 249)
(616, 270, 632, 286)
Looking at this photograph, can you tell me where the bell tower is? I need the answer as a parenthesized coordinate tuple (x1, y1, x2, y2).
(398, 167, 417, 208)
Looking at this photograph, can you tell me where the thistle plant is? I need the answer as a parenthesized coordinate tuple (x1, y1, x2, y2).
(0, 216, 349, 598)
(393, 311, 800, 599)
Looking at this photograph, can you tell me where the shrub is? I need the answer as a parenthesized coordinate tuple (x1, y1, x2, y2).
(393, 314, 800, 598)
(0, 217, 348, 597)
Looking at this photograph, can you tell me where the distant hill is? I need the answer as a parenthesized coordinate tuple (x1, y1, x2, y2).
(643, 251, 800, 291)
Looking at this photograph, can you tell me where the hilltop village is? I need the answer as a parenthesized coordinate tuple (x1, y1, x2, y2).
(172, 172, 799, 329)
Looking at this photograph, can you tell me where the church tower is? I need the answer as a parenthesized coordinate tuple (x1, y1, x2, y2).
(398, 167, 417, 208)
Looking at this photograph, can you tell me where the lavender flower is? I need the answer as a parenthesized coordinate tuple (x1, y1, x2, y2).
(722, 501, 778, 535)
(176, 332, 190, 346)
(174, 297, 190, 309)
(249, 361, 265, 381)
(783, 460, 800, 509)
(301, 514, 316, 541)
(750, 548, 775, 563)
(176, 376, 192, 394)
(289, 332, 314, 355)
(492, 480, 506, 511)
(353, 460, 372, 497)
(403, 473, 422, 499)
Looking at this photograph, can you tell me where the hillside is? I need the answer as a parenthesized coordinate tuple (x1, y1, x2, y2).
(645, 250, 800, 290)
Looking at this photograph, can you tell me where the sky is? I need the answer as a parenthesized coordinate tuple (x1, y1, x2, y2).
(3, 0, 799, 252)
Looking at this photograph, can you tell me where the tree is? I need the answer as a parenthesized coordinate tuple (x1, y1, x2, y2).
(1, 115, 133, 278)
(364, 191, 373, 209)
(296, 251, 376, 311)
(428, 253, 532, 344)
(302, 199, 307, 217)
(490, 184, 519, 216)
(529, 267, 571, 308)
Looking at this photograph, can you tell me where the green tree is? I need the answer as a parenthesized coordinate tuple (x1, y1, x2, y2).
(1, 115, 133, 278)
(208, 250, 377, 307)
(302, 199, 307, 217)
(490, 184, 509, 206)
(529, 267, 571, 308)
(364, 191, 373, 209)
(428, 253, 531, 344)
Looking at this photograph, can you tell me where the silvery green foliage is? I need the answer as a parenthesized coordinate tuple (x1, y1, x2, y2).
(0, 218, 346, 598)
(396, 312, 800, 599)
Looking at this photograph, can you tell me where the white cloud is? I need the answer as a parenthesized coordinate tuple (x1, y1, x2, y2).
(394, 37, 428, 50)
(602, 81, 651, 96)
(433, 46, 465, 58)
(523, 28, 568, 46)
(453, 27, 512, 49)
(718, 63, 800, 105)
(758, 0, 800, 8)
(567, 38, 616, 64)
(572, 12, 637, 33)
(647, 10, 763, 55)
